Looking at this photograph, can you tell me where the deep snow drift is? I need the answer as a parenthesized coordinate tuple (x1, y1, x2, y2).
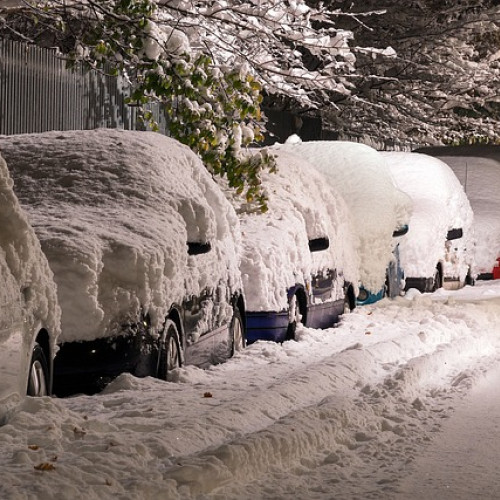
(1, 281, 500, 499)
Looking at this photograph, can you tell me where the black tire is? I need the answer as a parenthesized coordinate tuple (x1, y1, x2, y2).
(286, 293, 302, 341)
(465, 268, 475, 286)
(230, 308, 245, 356)
(27, 342, 49, 397)
(431, 267, 442, 292)
(343, 291, 352, 314)
(157, 320, 181, 382)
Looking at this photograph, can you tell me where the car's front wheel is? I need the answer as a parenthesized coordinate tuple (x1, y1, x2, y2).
(27, 342, 49, 397)
(157, 320, 182, 382)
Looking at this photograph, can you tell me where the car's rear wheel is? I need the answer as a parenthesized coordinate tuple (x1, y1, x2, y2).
(27, 342, 49, 397)
(432, 266, 442, 292)
(286, 293, 302, 341)
(230, 308, 245, 356)
(158, 320, 181, 381)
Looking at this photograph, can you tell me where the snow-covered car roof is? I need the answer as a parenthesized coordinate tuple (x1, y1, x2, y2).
(230, 148, 359, 312)
(427, 154, 500, 276)
(275, 138, 412, 293)
(380, 152, 474, 279)
(0, 130, 242, 344)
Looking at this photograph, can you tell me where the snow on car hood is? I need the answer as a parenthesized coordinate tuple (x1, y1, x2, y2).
(231, 148, 359, 312)
(0, 154, 61, 346)
(275, 138, 412, 293)
(380, 152, 474, 280)
(436, 155, 500, 276)
(0, 130, 242, 343)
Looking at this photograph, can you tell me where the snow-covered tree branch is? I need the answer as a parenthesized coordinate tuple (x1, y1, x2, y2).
(1, 0, 390, 209)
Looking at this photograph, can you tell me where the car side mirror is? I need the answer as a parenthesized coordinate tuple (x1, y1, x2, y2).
(308, 237, 330, 252)
(392, 224, 409, 237)
(187, 242, 212, 255)
(446, 228, 463, 241)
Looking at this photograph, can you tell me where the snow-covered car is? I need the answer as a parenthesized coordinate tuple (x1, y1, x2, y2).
(0, 153, 60, 422)
(380, 152, 474, 292)
(415, 145, 500, 281)
(277, 138, 412, 305)
(230, 148, 359, 343)
(0, 130, 246, 395)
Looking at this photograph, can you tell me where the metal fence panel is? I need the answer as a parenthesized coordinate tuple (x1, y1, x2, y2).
(0, 38, 167, 135)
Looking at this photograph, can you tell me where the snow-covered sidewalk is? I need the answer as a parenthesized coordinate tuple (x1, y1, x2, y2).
(398, 363, 500, 499)
(2, 281, 500, 499)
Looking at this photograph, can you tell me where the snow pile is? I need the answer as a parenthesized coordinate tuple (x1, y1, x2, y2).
(0, 153, 60, 345)
(381, 152, 474, 281)
(1, 282, 500, 498)
(232, 148, 359, 311)
(275, 138, 412, 293)
(0, 130, 241, 343)
(436, 155, 500, 275)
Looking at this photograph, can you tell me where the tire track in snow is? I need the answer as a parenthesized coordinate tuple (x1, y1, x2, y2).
(163, 298, 500, 498)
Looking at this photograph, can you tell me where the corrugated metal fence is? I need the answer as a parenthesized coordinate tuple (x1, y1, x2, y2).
(0, 38, 167, 135)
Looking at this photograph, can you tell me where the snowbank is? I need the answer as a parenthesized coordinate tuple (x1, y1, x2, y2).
(231, 148, 359, 312)
(1, 282, 500, 498)
(275, 138, 412, 293)
(0, 130, 242, 343)
(381, 152, 474, 282)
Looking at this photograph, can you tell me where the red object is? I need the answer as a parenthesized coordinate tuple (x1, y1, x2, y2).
(494, 258, 500, 280)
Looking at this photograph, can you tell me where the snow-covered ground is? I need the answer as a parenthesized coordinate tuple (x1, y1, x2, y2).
(2, 280, 500, 499)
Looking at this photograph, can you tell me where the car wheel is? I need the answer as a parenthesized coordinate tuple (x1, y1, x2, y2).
(158, 320, 181, 382)
(230, 308, 245, 356)
(465, 268, 475, 286)
(343, 292, 352, 314)
(286, 293, 302, 341)
(431, 267, 442, 292)
(27, 342, 49, 397)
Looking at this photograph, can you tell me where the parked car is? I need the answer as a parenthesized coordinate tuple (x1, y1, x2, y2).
(415, 145, 500, 281)
(0, 153, 60, 423)
(0, 130, 246, 395)
(231, 148, 359, 343)
(380, 152, 474, 292)
(277, 138, 412, 305)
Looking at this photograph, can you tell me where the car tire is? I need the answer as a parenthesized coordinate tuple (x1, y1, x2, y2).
(230, 308, 245, 356)
(343, 292, 352, 314)
(286, 293, 302, 341)
(27, 342, 49, 397)
(432, 267, 442, 292)
(158, 320, 181, 382)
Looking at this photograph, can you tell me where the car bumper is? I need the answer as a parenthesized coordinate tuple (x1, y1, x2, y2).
(53, 331, 156, 396)
(356, 287, 385, 306)
(245, 311, 289, 344)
